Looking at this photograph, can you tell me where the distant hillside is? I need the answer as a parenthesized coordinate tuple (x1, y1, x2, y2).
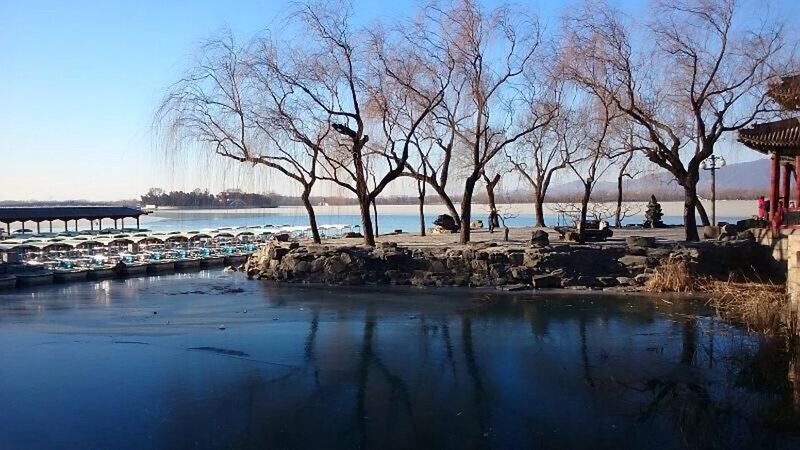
(547, 158, 769, 201)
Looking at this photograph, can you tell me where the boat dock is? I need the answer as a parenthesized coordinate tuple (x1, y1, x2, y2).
(1, 224, 354, 290)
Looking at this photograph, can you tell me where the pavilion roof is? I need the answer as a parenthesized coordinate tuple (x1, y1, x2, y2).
(738, 117, 800, 156)
(0, 206, 147, 224)
(768, 74, 800, 110)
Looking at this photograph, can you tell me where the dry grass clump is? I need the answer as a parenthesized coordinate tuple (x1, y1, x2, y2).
(701, 276, 788, 335)
(644, 254, 790, 335)
(645, 255, 695, 293)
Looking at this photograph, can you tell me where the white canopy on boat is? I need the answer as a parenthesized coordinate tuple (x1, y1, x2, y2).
(0, 242, 46, 251)
(65, 239, 106, 248)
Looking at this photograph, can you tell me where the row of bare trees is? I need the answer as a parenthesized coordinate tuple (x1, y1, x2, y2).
(158, 0, 793, 244)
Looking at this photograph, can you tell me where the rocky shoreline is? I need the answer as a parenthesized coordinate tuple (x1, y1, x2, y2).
(244, 234, 775, 292)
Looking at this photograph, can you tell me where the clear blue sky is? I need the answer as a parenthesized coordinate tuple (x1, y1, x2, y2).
(0, 0, 793, 201)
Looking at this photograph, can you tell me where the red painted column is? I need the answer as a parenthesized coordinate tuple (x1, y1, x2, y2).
(783, 164, 792, 209)
(795, 157, 800, 207)
(770, 153, 780, 225)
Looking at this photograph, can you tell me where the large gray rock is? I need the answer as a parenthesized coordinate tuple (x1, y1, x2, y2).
(645, 247, 671, 258)
(293, 261, 311, 274)
(410, 271, 435, 287)
(508, 266, 532, 281)
(616, 276, 633, 285)
(703, 226, 720, 240)
(617, 255, 651, 268)
(633, 273, 651, 284)
(323, 257, 348, 275)
(489, 263, 506, 278)
(446, 256, 466, 270)
(385, 270, 411, 285)
(574, 276, 601, 288)
(427, 259, 447, 273)
(717, 223, 738, 241)
(626, 236, 656, 248)
(267, 246, 290, 261)
(471, 260, 489, 272)
(507, 251, 525, 266)
(530, 230, 549, 247)
(534, 247, 625, 277)
(433, 214, 459, 231)
(596, 276, 619, 287)
(489, 252, 509, 264)
(272, 233, 290, 242)
(498, 284, 531, 292)
(532, 274, 561, 288)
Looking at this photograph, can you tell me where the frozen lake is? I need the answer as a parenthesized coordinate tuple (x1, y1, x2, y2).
(139, 200, 757, 232)
(0, 271, 797, 449)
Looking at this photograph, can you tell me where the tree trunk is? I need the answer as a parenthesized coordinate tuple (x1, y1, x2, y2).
(695, 195, 711, 226)
(351, 137, 375, 246)
(483, 173, 501, 233)
(459, 175, 479, 244)
(484, 174, 500, 212)
(418, 181, 426, 237)
(683, 184, 700, 242)
(486, 186, 497, 212)
(431, 183, 461, 227)
(534, 192, 546, 227)
(579, 184, 591, 244)
(358, 196, 376, 246)
(301, 188, 321, 244)
(615, 173, 624, 227)
(372, 199, 379, 237)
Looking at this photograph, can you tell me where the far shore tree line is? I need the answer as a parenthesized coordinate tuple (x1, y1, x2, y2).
(140, 188, 277, 208)
(157, 0, 795, 245)
(136, 185, 776, 210)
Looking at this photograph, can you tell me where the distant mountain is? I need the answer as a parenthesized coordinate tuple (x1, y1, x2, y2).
(546, 158, 769, 200)
(701, 158, 769, 191)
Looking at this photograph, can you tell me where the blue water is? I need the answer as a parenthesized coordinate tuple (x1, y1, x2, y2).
(0, 275, 796, 449)
(141, 209, 743, 232)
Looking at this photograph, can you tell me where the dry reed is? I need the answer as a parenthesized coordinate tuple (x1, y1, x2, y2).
(701, 276, 788, 335)
(645, 255, 789, 335)
(645, 255, 696, 293)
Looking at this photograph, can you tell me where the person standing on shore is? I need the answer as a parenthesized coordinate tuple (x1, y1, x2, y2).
(757, 195, 765, 219)
(488, 210, 498, 233)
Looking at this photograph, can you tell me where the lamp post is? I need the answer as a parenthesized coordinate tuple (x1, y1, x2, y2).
(701, 155, 726, 226)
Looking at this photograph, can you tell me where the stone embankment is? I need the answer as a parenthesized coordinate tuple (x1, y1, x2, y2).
(244, 234, 773, 291)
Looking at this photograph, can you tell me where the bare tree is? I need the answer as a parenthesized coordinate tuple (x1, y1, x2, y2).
(610, 124, 646, 227)
(553, 200, 641, 225)
(482, 171, 502, 213)
(563, 0, 788, 241)
(427, 0, 557, 244)
(403, 89, 465, 228)
(397, 10, 470, 228)
(416, 158, 428, 236)
(505, 108, 569, 227)
(158, 36, 326, 243)
(613, 150, 637, 227)
(223, 2, 452, 247)
(561, 93, 618, 239)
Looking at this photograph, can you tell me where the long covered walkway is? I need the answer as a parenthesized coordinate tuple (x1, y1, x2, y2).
(0, 206, 147, 235)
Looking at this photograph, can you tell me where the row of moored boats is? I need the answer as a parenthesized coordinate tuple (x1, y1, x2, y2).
(0, 224, 351, 289)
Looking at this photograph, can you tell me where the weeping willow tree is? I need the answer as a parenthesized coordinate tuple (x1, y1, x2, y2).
(562, 0, 788, 241)
(157, 35, 325, 243)
(159, 1, 452, 246)
(299, 2, 454, 246)
(423, 0, 558, 244)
